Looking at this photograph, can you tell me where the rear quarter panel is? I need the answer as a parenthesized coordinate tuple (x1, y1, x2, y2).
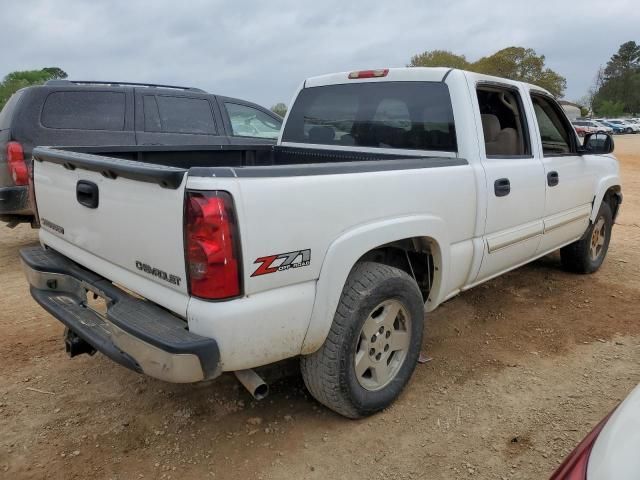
(186, 163, 477, 369)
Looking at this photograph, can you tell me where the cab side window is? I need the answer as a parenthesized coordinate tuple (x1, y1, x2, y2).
(477, 86, 530, 157)
(531, 95, 576, 155)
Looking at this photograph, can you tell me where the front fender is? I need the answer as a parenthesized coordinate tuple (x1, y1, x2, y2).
(300, 215, 449, 355)
(591, 174, 621, 222)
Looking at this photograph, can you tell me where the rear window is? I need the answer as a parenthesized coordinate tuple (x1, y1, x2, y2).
(282, 81, 457, 151)
(155, 96, 216, 134)
(0, 90, 25, 130)
(41, 91, 126, 131)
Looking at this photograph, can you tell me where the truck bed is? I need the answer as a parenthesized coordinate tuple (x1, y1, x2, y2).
(34, 144, 465, 188)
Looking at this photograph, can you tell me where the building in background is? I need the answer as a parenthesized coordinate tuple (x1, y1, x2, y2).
(559, 100, 583, 120)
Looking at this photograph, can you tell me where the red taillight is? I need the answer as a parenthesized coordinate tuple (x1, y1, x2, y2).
(348, 68, 389, 79)
(7, 141, 28, 186)
(185, 191, 240, 300)
(549, 410, 614, 480)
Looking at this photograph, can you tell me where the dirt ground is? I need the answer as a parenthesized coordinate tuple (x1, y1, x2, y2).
(1, 137, 639, 480)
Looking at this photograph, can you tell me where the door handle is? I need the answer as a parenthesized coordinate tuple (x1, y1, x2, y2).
(76, 180, 99, 209)
(494, 178, 511, 197)
(547, 171, 559, 187)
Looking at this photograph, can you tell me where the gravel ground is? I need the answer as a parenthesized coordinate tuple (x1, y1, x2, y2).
(1, 136, 639, 480)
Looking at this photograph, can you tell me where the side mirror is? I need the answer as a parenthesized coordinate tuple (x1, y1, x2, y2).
(582, 132, 614, 154)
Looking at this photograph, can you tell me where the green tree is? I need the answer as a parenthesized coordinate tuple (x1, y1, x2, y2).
(595, 99, 626, 117)
(408, 50, 470, 69)
(592, 41, 640, 115)
(604, 41, 640, 80)
(408, 47, 566, 97)
(271, 102, 287, 117)
(0, 67, 68, 110)
(473, 47, 566, 97)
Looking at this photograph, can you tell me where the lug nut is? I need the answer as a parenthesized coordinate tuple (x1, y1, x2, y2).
(385, 331, 391, 338)
(369, 348, 375, 356)
(375, 353, 382, 361)
(379, 326, 384, 334)
(384, 344, 389, 352)
(371, 335, 377, 343)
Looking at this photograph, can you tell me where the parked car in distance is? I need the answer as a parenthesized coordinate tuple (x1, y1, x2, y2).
(572, 121, 597, 137)
(595, 120, 626, 135)
(21, 67, 621, 418)
(606, 119, 640, 134)
(550, 384, 640, 479)
(0, 80, 282, 226)
(572, 120, 612, 135)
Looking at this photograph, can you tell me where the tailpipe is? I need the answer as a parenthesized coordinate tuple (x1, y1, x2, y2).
(234, 369, 269, 400)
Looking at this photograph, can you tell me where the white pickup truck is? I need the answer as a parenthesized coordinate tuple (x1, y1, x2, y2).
(21, 67, 622, 418)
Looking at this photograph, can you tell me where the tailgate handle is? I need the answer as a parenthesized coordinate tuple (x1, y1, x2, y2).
(76, 180, 99, 209)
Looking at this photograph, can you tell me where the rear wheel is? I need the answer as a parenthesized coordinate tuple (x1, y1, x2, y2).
(300, 262, 424, 418)
(560, 202, 613, 273)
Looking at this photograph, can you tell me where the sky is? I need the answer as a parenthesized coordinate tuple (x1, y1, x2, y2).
(2, 0, 639, 108)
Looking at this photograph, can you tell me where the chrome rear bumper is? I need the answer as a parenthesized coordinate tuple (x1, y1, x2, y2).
(21, 246, 220, 383)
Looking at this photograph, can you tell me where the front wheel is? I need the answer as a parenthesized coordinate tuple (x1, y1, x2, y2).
(560, 202, 613, 273)
(300, 262, 424, 418)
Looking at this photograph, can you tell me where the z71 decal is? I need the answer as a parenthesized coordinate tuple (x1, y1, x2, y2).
(251, 249, 311, 277)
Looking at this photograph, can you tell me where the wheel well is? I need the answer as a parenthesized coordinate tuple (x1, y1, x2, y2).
(357, 237, 436, 301)
(602, 186, 622, 220)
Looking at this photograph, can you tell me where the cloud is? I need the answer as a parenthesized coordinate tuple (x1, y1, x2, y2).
(1, 0, 638, 105)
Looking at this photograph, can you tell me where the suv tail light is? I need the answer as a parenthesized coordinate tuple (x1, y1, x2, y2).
(7, 141, 28, 186)
(549, 410, 615, 480)
(185, 191, 241, 300)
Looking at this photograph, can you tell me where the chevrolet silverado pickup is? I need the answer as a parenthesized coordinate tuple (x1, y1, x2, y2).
(21, 67, 622, 418)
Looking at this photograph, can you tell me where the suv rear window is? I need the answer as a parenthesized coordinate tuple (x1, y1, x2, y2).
(0, 90, 25, 130)
(282, 81, 457, 151)
(41, 91, 126, 131)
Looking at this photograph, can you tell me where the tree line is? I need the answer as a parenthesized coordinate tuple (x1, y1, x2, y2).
(0, 68, 68, 110)
(585, 41, 640, 116)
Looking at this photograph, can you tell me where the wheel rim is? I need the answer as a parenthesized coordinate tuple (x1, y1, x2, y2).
(589, 216, 606, 261)
(354, 299, 411, 391)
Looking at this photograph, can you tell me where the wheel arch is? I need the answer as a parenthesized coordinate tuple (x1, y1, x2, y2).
(592, 177, 622, 222)
(300, 215, 449, 355)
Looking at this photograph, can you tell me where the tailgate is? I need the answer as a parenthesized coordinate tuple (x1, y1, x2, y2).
(32, 147, 190, 316)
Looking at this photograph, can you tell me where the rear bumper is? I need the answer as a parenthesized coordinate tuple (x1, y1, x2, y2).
(20, 246, 221, 383)
(0, 185, 30, 215)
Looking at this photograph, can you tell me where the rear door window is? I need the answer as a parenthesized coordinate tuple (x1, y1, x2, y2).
(224, 103, 282, 139)
(282, 81, 457, 151)
(143, 95, 161, 132)
(41, 91, 126, 130)
(155, 96, 216, 134)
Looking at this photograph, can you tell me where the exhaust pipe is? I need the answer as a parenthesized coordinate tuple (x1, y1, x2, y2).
(234, 369, 269, 400)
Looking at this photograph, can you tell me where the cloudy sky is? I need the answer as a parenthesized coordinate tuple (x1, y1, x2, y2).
(2, 0, 639, 107)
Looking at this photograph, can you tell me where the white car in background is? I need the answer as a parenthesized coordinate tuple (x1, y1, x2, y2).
(607, 119, 640, 133)
(550, 384, 640, 479)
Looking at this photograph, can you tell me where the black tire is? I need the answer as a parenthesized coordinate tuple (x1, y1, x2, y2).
(560, 202, 613, 274)
(300, 261, 424, 418)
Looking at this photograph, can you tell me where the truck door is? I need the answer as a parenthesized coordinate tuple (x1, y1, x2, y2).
(472, 82, 546, 282)
(528, 93, 595, 253)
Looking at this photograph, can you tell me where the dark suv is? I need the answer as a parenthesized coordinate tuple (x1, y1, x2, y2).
(0, 80, 283, 225)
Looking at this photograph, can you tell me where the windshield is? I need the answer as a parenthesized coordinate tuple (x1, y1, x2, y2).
(282, 81, 457, 152)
